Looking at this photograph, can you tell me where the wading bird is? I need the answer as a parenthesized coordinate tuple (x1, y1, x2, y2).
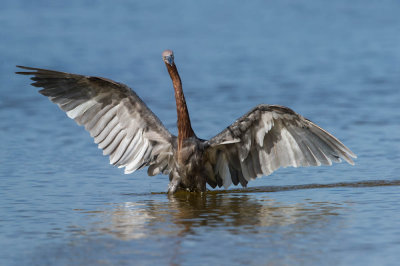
(16, 50, 356, 193)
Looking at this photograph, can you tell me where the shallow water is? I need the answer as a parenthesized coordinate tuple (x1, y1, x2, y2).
(1, 0, 400, 265)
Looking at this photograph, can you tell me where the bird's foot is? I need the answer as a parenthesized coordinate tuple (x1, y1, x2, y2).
(167, 178, 181, 194)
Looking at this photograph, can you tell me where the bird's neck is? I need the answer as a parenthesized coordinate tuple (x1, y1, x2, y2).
(166, 63, 196, 151)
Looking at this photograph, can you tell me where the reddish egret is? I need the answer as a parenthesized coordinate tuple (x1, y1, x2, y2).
(16, 50, 356, 193)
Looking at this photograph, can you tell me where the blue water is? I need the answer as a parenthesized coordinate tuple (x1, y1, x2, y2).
(1, 0, 400, 265)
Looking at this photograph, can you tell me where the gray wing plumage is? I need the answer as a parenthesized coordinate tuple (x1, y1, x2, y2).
(204, 104, 356, 189)
(16, 66, 175, 176)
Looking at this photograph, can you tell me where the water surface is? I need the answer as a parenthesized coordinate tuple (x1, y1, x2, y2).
(1, 0, 400, 265)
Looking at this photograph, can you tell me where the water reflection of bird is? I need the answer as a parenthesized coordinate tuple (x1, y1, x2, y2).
(16, 50, 356, 193)
(90, 192, 343, 240)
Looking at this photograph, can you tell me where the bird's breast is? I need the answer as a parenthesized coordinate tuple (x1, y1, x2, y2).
(175, 138, 205, 170)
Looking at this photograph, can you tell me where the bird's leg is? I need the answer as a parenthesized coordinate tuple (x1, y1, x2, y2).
(168, 172, 181, 194)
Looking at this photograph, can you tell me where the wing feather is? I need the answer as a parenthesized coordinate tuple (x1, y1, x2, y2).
(16, 66, 175, 176)
(204, 104, 356, 189)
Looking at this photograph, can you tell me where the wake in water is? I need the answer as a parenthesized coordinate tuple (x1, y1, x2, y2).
(122, 179, 400, 196)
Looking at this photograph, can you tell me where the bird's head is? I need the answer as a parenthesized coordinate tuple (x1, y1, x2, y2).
(162, 50, 174, 66)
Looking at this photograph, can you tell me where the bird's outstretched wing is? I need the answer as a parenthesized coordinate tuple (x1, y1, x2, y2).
(16, 66, 175, 176)
(203, 104, 356, 189)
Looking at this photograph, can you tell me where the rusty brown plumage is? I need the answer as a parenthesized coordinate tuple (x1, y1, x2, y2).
(163, 51, 195, 154)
